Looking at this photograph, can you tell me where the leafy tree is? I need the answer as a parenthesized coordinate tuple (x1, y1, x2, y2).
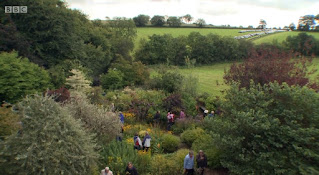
(151, 15, 166, 27)
(0, 106, 20, 140)
(0, 95, 98, 174)
(100, 69, 125, 91)
(0, 52, 51, 103)
(206, 82, 319, 174)
(284, 32, 319, 56)
(133, 14, 150, 27)
(195, 18, 206, 27)
(65, 69, 92, 93)
(224, 54, 317, 89)
(259, 19, 267, 29)
(167, 16, 182, 27)
(289, 23, 296, 30)
(298, 15, 315, 31)
(135, 34, 176, 65)
(110, 57, 150, 86)
(183, 14, 193, 24)
(106, 17, 137, 60)
(150, 70, 184, 93)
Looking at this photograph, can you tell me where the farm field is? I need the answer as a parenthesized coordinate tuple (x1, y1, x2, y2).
(135, 27, 254, 49)
(253, 31, 319, 45)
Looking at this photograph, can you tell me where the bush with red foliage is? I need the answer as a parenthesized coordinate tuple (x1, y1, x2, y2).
(224, 45, 318, 90)
(163, 93, 183, 113)
(46, 87, 70, 103)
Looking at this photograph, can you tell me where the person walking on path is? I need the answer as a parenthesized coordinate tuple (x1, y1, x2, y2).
(196, 150, 208, 175)
(119, 112, 125, 124)
(184, 150, 195, 175)
(133, 133, 143, 150)
(125, 162, 138, 175)
(101, 167, 113, 175)
(143, 131, 151, 152)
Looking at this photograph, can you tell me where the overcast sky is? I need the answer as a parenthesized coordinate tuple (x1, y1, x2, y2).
(65, 0, 319, 28)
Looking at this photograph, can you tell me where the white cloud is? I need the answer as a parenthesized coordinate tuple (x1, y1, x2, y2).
(65, 0, 319, 28)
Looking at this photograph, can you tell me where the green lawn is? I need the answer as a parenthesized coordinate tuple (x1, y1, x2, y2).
(155, 57, 319, 97)
(135, 28, 253, 50)
(253, 31, 319, 45)
(178, 62, 232, 97)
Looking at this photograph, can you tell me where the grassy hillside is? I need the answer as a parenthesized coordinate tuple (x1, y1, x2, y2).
(135, 28, 253, 50)
(253, 31, 319, 45)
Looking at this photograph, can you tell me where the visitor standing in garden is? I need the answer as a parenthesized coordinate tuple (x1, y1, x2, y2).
(154, 111, 160, 125)
(203, 110, 208, 118)
(167, 112, 174, 131)
(133, 133, 143, 150)
(125, 162, 138, 175)
(101, 167, 113, 175)
(184, 150, 195, 175)
(143, 131, 151, 152)
(180, 110, 186, 119)
(196, 150, 207, 175)
(119, 111, 124, 124)
(208, 110, 215, 117)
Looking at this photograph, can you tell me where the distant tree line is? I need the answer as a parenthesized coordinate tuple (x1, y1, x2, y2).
(135, 32, 319, 66)
(133, 14, 206, 28)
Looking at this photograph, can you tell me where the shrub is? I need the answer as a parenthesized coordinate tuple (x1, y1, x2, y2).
(46, 87, 70, 103)
(285, 32, 319, 56)
(0, 106, 20, 140)
(224, 56, 317, 90)
(100, 69, 124, 91)
(207, 82, 319, 174)
(150, 149, 189, 175)
(172, 117, 199, 135)
(161, 134, 180, 153)
(65, 95, 122, 144)
(0, 95, 98, 174)
(0, 52, 51, 103)
(192, 133, 222, 168)
(101, 140, 137, 175)
(137, 150, 152, 174)
(180, 127, 205, 147)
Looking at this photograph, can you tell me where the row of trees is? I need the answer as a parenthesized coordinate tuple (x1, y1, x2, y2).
(133, 14, 206, 27)
(135, 32, 319, 66)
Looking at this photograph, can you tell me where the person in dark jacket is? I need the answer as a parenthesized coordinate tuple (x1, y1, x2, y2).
(154, 111, 160, 126)
(125, 162, 138, 175)
(196, 150, 207, 175)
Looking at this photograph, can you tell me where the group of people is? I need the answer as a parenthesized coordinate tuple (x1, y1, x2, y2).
(101, 162, 138, 175)
(184, 150, 208, 175)
(133, 131, 151, 151)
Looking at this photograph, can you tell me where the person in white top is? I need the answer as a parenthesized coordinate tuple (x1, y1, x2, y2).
(143, 131, 152, 152)
(101, 167, 113, 175)
(134, 133, 143, 150)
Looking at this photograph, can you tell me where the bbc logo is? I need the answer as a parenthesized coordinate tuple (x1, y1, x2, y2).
(5, 6, 28, 13)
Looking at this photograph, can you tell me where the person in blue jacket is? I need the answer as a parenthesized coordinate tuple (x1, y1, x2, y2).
(184, 150, 194, 175)
(119, 111, 124, 124)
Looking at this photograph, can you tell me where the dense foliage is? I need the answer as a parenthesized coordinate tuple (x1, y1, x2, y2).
(0, 52, 51, 103)
(135, 32, 253, 65)
(0, 95, 98, 175)
(284, 32, 319, 56)
(0, 106, 20, 140)
(206, 82, 319, 174)
(224, 54, 318, 90)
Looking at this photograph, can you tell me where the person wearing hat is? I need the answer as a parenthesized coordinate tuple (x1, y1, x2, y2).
(101, 167, 113, 175)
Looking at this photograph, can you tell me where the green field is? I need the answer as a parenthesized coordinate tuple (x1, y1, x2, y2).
(135, 28, 253, 50)
(253, 31, 319, 45)
(175, 58, 319, 97)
